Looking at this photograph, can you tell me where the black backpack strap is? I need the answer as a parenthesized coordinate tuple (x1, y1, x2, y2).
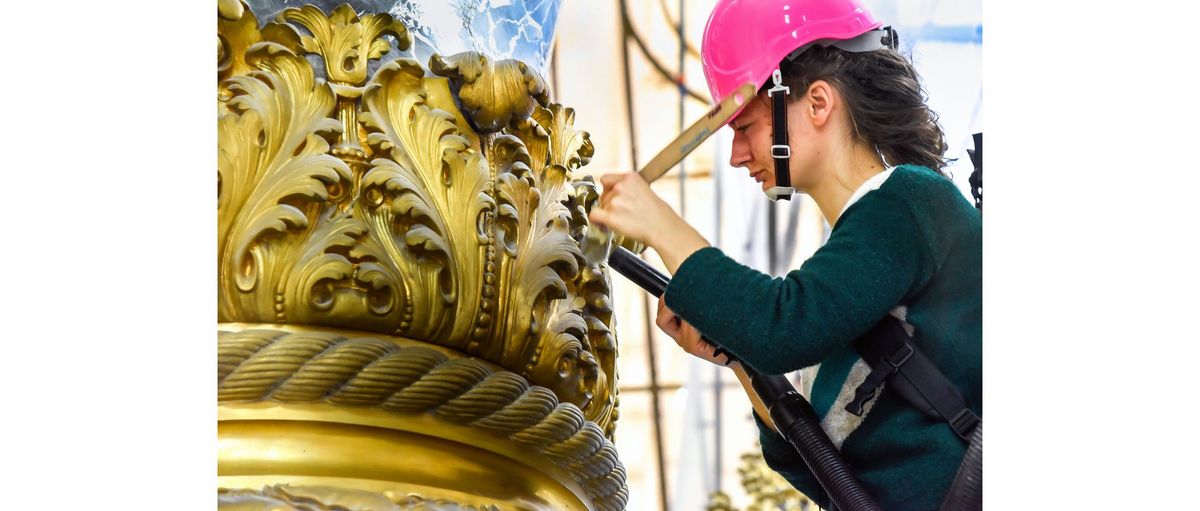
(847, 316, 980, 442)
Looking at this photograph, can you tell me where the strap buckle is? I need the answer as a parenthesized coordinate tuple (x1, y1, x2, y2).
(949, 408, 981, 441)
(766, 69, 790, 97)
(846, 340, 915, 416)
(764, 186, 795, 201)
(887, 341, 914, 369)
(771, 145, 791, 159)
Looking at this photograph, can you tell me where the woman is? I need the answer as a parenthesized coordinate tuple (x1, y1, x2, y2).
(588, 0, 982, 508)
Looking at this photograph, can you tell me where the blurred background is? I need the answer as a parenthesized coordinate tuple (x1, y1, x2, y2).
(548, 1, 981, 509)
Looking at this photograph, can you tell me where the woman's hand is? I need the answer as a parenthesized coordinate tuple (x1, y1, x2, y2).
(588, 172, 711, 273)
(588, 173, 682, 247)
(656, 297, 731, 367)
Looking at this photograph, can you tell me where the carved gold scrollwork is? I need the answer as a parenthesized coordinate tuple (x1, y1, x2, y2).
(218, 41, 350, 321)
(358, 58, 495, 349)
(277, 4, 411, 87)
(218, 0, 259, 89)
(431, 52, 550, 133)
(273, 4, 412, 172)
(218, 4, 626, 506)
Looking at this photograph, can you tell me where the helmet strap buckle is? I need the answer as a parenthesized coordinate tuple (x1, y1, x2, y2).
(766, 68, 790, 97)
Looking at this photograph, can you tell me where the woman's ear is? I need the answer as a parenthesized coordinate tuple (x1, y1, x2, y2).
(806, 80, 834, 127)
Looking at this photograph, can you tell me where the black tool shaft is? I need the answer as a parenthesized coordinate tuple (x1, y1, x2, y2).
(608, 247, 669, 297)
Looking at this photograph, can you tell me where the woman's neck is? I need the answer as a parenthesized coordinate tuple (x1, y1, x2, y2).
(806, 143, 887, 227)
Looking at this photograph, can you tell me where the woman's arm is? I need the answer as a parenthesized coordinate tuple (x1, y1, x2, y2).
(590, 170, 933, 375)
(663, 193, 934, 374)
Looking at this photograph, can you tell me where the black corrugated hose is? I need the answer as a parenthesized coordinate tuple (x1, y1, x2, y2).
(939, 423, 983, 510)
(743, 366, 882, 511)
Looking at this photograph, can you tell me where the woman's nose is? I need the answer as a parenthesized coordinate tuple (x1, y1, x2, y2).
(729, 132, 750, 168)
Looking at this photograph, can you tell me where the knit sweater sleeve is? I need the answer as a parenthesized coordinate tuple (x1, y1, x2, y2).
(663, 192, 934, 374)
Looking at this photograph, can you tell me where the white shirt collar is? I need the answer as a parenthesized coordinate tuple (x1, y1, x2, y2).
(836, 168, 895, 225)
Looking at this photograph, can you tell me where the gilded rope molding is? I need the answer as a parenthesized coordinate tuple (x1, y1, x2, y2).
(219, 328, 628, 509)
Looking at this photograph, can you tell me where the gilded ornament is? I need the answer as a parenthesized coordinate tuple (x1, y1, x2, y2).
(700, 448, 820, 510)
(218, 1, 626, 509)
(431, 52, 550, 133)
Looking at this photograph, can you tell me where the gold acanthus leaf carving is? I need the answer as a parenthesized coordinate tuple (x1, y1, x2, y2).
(217, 0, 243, 21)
(360, 59, 494, 347)
(218, 42, 350, 322)
(488, 136, 582, 376)
(506, 105, 615, 433)
(430, 52, 550, 133)
(218, 1, 262, 91)
(217, 3, 618, 437)
(277, 3, 411, 87)
(534, 103, 595, 171)
(281, 213, 404, 330)
(567, 179, 619, 435)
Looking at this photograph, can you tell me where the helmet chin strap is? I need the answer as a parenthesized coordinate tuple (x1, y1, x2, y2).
(763, 27, 898, 201)
(764, 68, 794, 201)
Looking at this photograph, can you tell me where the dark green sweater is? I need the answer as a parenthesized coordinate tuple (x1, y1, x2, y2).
(664, 165, 981, 510)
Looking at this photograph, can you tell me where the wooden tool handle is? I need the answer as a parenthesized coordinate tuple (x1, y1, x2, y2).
(731, 362, 778, 432)
(637, 82, 757, 183)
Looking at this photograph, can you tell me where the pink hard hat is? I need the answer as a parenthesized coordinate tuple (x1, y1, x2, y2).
(700, 0, 884, 121)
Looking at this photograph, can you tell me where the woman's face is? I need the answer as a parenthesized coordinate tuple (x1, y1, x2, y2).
(728, 97, 777, 191)
(727, 91, 822, 192)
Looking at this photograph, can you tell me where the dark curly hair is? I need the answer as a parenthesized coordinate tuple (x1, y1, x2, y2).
(774, 44, 951, 175)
